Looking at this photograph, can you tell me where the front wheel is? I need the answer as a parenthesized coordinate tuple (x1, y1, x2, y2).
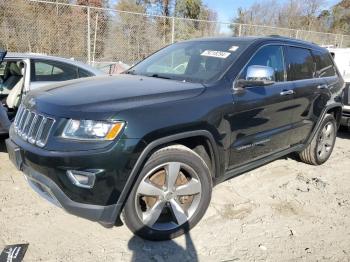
(299, 114, 337, 165)
(123, 145, 212, 241)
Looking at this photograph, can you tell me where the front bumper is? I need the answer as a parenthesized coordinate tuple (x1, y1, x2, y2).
(6, 130, 146, 226)
(22, 160, 118, 225)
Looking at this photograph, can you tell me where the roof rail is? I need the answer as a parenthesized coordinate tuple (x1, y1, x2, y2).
(268, 35, 317, 45)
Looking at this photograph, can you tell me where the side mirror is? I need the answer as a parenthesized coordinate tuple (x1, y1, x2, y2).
(236, 65, 275, 88)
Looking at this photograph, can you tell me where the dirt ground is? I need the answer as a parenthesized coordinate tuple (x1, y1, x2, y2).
(0, 130, 350, 262)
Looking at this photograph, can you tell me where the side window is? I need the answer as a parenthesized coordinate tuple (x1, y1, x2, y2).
(286, 47, 314, 81)
(240, 45, 285, 82)
(31, 60, 78, 82)
(78, 68, 93, 78)
(312, 50, 336, 77)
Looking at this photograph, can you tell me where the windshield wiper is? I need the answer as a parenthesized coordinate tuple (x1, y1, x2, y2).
(124, 69, 137, 75)
(149, 74, 171, 80)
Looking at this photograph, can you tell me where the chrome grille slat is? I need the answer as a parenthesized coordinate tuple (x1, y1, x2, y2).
(35, 118, 47, 147)
(14, 105, 24, 128)
(13, 105, 55, 148)
(18, 108, 27, 127)
(27, 115, 39, 144)
(28, 115, 44, 144)
(18, 109, 29, 136)
(21, 112, 35, 140)
(37, 119, 54, 147)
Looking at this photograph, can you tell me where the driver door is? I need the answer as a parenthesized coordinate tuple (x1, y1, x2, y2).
(228, 45, 295, 169)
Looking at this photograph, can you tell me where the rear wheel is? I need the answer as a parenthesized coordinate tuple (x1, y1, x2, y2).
(123, 145, 212, 241)
(299, 114, 337, 165)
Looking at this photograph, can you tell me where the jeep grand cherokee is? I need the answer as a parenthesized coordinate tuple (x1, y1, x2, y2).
(6, 36, 344, 240)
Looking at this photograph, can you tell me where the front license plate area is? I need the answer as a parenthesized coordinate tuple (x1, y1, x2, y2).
(5, 139, 23, 171)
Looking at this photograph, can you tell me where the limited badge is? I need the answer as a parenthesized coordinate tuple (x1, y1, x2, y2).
(201, 50, 231, 59)
(0, 244, 29, 262)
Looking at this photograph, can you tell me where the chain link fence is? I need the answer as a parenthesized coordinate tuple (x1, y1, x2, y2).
(1, 0, 349, 67)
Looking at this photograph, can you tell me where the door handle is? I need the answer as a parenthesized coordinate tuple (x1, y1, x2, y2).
(317, 84, 328, 90)
(280, 90, 294, 96)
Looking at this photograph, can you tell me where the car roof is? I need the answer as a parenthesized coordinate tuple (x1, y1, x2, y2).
(185, 35, 327, 52)
(4, 52, 104, 76)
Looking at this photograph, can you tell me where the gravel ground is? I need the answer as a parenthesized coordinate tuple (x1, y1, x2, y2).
(0, 130, 350, 262)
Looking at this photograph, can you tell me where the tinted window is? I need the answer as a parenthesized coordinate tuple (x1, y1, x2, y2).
(240, 45, 285, 82)
(313, 51, 336, 77)
(146, 48, 190, 75)
(31, 60, 78, 82)
(287, 47, 314, 81)
(129, 41, 248, 83)
(78, 68, 93, 78)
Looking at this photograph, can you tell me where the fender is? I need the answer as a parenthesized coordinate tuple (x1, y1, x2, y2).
(105, 130, 220, 227)
(301, 103, 343, 151)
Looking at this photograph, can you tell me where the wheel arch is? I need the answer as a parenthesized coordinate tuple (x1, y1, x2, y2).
(303, 103, 343, 151)
(109, 130, 220, 226)
(326, 105, 342, 128)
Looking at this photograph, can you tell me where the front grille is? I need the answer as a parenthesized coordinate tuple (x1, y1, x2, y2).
(14, 105, 55, 148)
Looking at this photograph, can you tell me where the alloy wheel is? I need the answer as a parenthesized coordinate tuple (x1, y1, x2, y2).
(135, 162, 202, 231)
(317, 122, 335, 161)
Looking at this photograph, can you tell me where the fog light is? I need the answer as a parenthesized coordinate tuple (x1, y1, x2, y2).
(67, 170, 102, 189)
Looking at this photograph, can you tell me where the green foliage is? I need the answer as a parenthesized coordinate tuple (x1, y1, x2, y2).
(175, 0, 202, 19)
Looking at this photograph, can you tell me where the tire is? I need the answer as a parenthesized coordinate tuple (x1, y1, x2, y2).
(299, 114, 337, 165)
(123, 144, 212, 241)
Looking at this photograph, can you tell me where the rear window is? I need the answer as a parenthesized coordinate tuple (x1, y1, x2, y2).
(31, 60, 78, 82)
(78, 68, 93, 78)
(287, 47, 314, 81)
(313, 51, 336, 77)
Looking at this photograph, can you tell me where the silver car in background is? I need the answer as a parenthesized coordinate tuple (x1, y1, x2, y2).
(0, 52, 104, 118)
(0, 52, 104, 91)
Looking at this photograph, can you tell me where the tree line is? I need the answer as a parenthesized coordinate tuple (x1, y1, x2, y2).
(0, 0, 349, 66)
(233, 0, 350, 35)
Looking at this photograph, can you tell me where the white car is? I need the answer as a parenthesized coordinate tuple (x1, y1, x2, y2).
(327, 48, 350, 129)
(0, 52, 104, 122)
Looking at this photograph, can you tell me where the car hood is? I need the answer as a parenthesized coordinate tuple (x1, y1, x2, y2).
(24, 74, 205, 119)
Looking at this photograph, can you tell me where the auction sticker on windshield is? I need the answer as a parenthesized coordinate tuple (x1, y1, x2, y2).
(201, 50, 231, 59)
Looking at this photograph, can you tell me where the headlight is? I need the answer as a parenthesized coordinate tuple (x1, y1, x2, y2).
(62, 119, 125, 141)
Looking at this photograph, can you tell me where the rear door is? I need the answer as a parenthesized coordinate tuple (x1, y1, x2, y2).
(228, 45, 295, 168)
(285, 46, 328, 146)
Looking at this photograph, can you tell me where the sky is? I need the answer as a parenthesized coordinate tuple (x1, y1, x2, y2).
(202, 0, 341, 23)
(110, 0, 341, 22)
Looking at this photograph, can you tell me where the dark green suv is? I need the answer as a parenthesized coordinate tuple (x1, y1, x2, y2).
(6, 36, 344, 240)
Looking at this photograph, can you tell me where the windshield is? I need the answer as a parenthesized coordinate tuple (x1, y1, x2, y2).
(127, 41, 246, 83)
